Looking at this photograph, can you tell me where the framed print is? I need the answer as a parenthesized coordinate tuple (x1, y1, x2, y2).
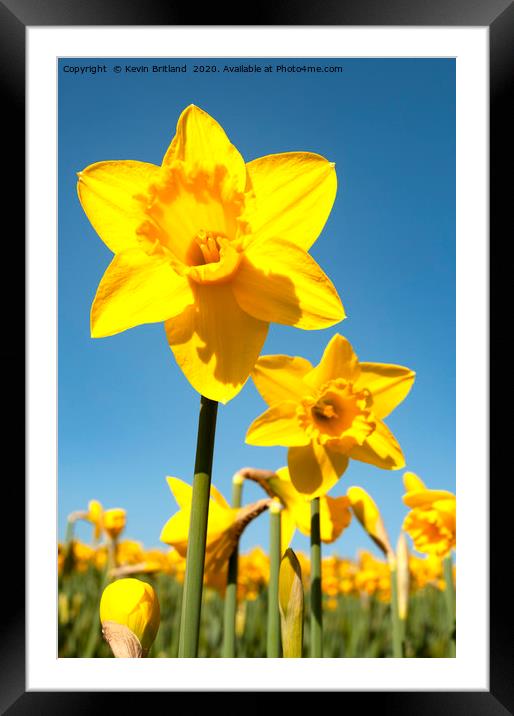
(2, 0, 510, 710)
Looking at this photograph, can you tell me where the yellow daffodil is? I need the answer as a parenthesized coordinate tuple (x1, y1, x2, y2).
(78, 104, 344, 403)
(102, 508, 126, 540)
(347, 486, 394, 562)
(355, 550, 391, 602)
(246, 334, 415, 497)
(160, 477, 270, 573)
(402, 479, 456, 558)
(244, 466, 351, 553)
(100, 578, 160, 657)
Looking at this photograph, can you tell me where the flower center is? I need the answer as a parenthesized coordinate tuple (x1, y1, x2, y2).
(134, 164, 247, 285)
(298, 379, 376, 451)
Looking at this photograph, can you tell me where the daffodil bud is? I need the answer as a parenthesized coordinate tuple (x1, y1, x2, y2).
(396, 533, 410, 621)
(347, 486, 394, 562)
(103, 508, 126, 539)
(278, 548, 304, 658)
(100, 578, 160, 657)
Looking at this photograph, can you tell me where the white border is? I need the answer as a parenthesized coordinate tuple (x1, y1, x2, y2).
(27, 27, 488, 690)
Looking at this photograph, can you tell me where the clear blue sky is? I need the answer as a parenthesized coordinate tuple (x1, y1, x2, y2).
(58, 58, 455, 561)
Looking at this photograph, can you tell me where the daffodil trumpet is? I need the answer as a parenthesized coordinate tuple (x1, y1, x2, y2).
(267, 498, 282, 658)
(310, 497, 323, 657)
(178, 395, 218, 657)
(222, 471, 244, 657)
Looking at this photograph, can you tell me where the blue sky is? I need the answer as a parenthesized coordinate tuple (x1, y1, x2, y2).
(58, 58, 455, 561)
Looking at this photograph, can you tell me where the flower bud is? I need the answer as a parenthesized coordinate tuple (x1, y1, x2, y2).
(100, 578, 160, 657)
(278, 548, 304, 658)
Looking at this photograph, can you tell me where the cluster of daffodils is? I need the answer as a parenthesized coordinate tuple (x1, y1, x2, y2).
(70, 103, 456, 659)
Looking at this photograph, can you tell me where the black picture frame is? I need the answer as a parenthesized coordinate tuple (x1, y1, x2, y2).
(3, 0, 508, 710)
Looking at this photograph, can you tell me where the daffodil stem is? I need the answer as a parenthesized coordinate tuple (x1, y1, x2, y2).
(310, 497, 323, 657)
(443, 555, 456, 657)
(267, 504, 281, 657)
(222, 478, 243, 658)
(390, 566, 403, 657)
(178, 395, 218, 658)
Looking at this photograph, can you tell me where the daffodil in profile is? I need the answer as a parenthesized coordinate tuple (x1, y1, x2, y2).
(244, 466, 351, 553)
(246, 334, 415, 497)
(402, 473, 456, 558)
(160, 477, 270, 573)
(78, 104, 344, 403)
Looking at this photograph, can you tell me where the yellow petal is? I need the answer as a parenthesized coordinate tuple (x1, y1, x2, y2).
(243, 152, 337, 250)
(77, 160, 161, 254)
(232, 238, 344, 329)
(245, 402, 310, 447)
(252, 354, 314, 406)
(280, 508, 297, 555)
(347, 420, 405, 470)
(165, 477, 192, 511)
(163, 104, 246, 192)
(304, 334, 360, 388)
(165, 283, 268, 403)
(320, 495, 352, 543)
(355, 362, 416, 419)
(91, 248, 195, 338)
(403, 489, 455, 508)
(347, 486, 392, 556)
(210, 484, 231, 510)
(288, 442, 348, 499)
(159, 511, 190, 553)
(403, 472, 426, 492)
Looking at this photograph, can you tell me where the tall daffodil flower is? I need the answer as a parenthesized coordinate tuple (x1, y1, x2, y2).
(160, 477, 270, 573)
(244, 466, 352, 554)
(402, 480, 456, 558)
(77, 104, 344, 403)
(246, 334, 415, 497)
(103, 508, 126, 540)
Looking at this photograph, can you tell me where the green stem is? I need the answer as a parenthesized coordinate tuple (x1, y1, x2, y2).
(267, 502, 281, 657)
(222, 477, 243, 657)
(178, 395, 218, 658)
(62, 519, 76, 576)
(443, 555, 456, 657)
(390, 566, 403, 657)
(310, 497, 323, 657)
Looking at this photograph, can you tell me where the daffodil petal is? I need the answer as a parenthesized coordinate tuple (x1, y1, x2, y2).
(251, 355, 314, 406)
(210, 484, 231, 510)
(304, 334, 360, 388)
(165, 283, 268, 404)
(77, 160, 161, 254)
(163, 104, 246, 191)
(403, 472, 426, 492)
(246, 402, 310, 447)
(347, 420, 405, 470)
(288, 442, 348, 499)
(232, 238, 344, 329)
(91, 248, 195, 338)
(166, 477, 193, 511)
(243, 152, 337, 250)
(159, 512, 190, 552)
(403, 490, 456, 508)
(320, 495, 352, 543)
(281, 509, 297, 555)
(355, 362, 416, 419)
